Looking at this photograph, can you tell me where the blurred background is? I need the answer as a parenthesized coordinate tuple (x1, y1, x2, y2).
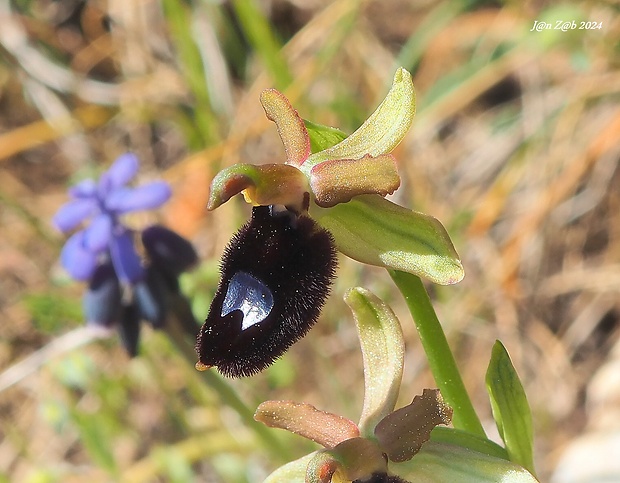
(1, 0, 619, 481)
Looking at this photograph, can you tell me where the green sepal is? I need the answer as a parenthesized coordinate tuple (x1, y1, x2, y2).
(304, 119, 348, 154)
(311, 194, 464, 285)
(263, 452, 318, 483)
(395, 442, 538, 482)
(302, 68, 415, 175)
(485, 341, 536, 476)
(344, 287, 405, 438)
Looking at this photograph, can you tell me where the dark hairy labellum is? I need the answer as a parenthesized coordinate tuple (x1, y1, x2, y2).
(196, 205, 337, 377)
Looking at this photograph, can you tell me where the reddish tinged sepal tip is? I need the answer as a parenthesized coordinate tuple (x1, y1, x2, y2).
(195, 205, 337, 378)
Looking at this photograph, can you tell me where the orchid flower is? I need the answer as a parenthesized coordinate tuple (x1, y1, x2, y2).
(207, 68, 464, 286)
(255, 289, 538, 483)
(195, 68, 464, 377)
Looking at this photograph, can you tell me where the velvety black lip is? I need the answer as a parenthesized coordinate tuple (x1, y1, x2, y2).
(196, 205, 337, 378)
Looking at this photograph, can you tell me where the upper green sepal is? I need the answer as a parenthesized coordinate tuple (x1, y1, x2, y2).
(344, 287, 405, 437)
(312, 194, 464, 285)
(302, 67, 416, 175)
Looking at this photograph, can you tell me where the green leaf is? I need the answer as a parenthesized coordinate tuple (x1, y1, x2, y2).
(396, 442, 538, 482)
(485, 341, 536, 476)
(304, 120, 348, 153)
(231, 0, 292, 88)
(157, 447, 194, 483)
(343, 288, 404, 437)
(72, 411, 118, 474)
(312, 194, 464, 285)
(302, 67, 415, 173)
(430, 427, 509, 461)
(24, 292, 81, 333)
(264, 452, 318, 483)
(162, 0, 219, 146)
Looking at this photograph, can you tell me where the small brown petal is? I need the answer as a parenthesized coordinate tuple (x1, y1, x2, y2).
(260, 89, 311, 167)
(254, 400, 360, 449)
(310, 154, 401, 208)
(374, 389, 453, 463)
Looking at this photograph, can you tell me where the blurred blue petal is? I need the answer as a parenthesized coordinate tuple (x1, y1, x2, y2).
(83, 262, 121, 327)
(69, 179, 96, 198)
(134, 267, 167, 328)
(106, 182, 171, 213)
(142, 225, 198, 276)
(99, 153, 139, 195)
(60, 231, 99, 281)
(53, 199, 97, 233)
(83, 214, 113, 252)
(109, 229, 144, 283)
(118, 304, 141, 357)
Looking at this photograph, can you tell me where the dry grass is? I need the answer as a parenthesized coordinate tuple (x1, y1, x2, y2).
(1, 0, 619, 481)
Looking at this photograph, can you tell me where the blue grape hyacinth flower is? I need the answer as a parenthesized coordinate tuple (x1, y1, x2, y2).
(54, 153, 198, 356)
(53, 153, 171, 283)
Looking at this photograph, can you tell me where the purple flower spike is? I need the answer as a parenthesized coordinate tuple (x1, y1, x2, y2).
(60, 231, 99, 281)
(54, 153, 172, 283)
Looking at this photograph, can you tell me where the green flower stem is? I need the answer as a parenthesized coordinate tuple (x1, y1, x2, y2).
(164, 295, 293, 462)
(388, 270, 485, 437)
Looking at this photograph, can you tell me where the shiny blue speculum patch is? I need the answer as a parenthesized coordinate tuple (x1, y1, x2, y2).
(221, 271, 274, 331)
